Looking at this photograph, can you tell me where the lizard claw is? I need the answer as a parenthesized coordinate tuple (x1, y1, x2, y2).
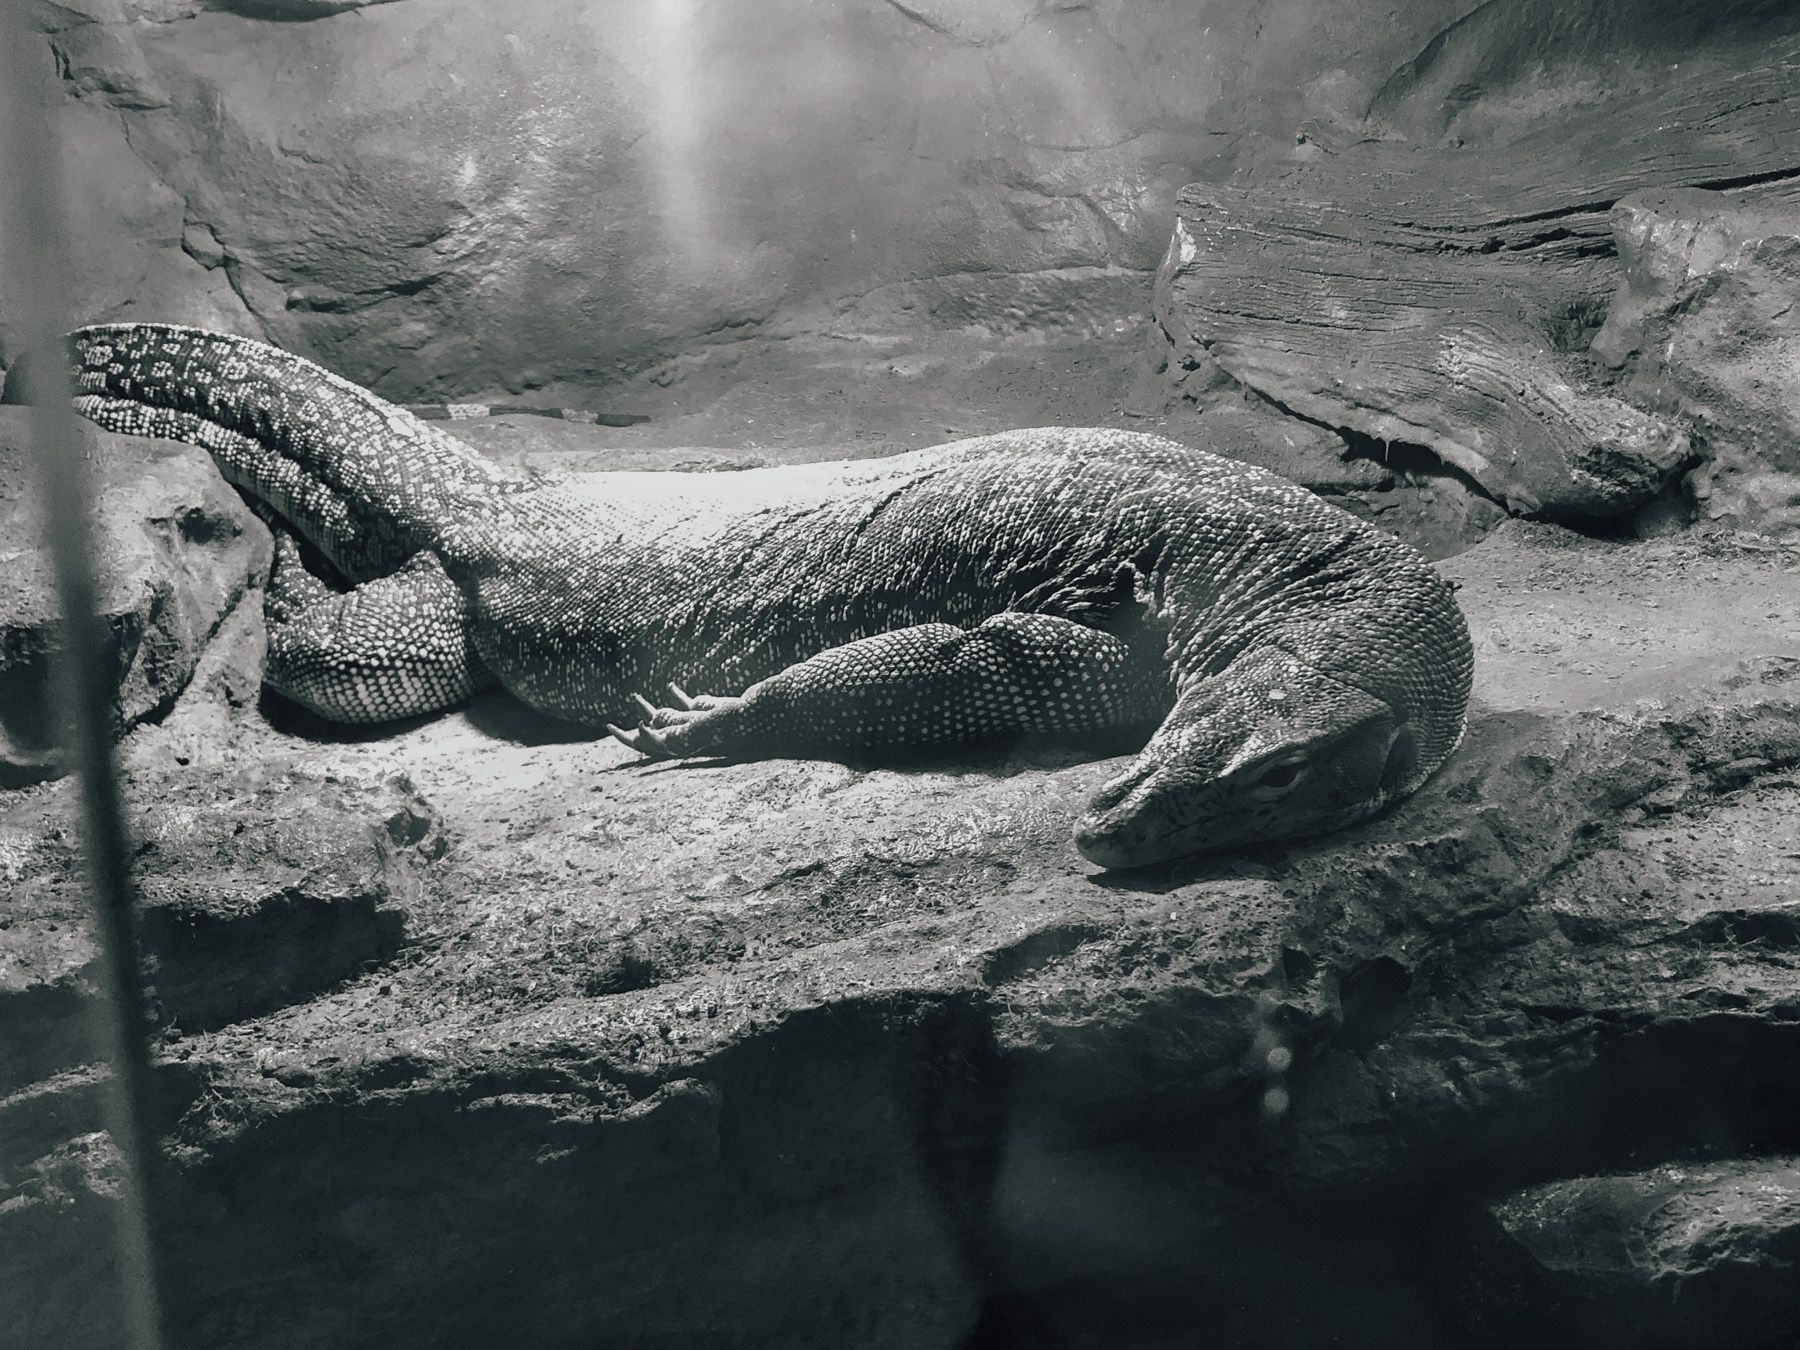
(606, 721, 674, 759)
(608, 686, 736, 760)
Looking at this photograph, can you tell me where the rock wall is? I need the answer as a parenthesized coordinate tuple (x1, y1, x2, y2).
(1149, 0, 1800, 528)
(1593, 189, 1800, 534)
(5, 0, 1496, 401)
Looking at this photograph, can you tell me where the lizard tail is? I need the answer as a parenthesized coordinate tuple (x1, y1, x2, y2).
(63, 323, 523, 575)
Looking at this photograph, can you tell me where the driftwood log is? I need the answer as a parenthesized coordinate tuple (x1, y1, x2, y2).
(1154, 36, 1800, 518)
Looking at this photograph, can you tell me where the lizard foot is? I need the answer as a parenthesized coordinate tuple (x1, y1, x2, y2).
(606, 684, 740, 759)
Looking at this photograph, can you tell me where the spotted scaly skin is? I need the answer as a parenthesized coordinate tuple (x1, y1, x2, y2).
(65, 323, 1474, 868)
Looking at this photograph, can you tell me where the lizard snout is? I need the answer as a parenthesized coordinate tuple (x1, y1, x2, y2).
(1073, 756, 1186, 869)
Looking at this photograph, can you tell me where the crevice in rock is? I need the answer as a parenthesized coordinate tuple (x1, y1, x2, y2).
(1539, 445, 1706, 539)
(0, 981, 98, 1099)
(217, 258, 279, 344)
(981, 923, 1102, 987)
(1332, 956, 1414, 1053)
(877, 0, 1031, 48)
(1398, 198, 1620, 236)
(1694, 161, 1800, 195)
(141, 884, 407, 1032)
(1220, 380, 1513, 553)
(880, 0, 974, 43)
(283, 271, 449, 314)
(1334, 427, 1508, 517)
(213, 0, 411, 22)
(1405, 162, 1800, 241)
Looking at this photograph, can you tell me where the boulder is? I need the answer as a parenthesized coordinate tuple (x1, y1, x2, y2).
(1473, 1160, 1800, 1349)
(0, 408, 268, 785)
(1151, 29, 1800, 519)
(1593, 188, 1800, 534)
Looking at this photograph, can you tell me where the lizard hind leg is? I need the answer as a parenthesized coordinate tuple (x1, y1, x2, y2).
(263, 530, 492, 724)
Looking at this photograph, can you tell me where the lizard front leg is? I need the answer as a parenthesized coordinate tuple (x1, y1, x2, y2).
(263, 532, 492, 723)
(608, 611, 1171, 759)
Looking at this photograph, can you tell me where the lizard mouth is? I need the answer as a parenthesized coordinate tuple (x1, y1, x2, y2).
(1072, 817, 1168, 869)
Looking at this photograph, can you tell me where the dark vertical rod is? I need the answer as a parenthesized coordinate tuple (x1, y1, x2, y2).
(0, 12, 170, 1350)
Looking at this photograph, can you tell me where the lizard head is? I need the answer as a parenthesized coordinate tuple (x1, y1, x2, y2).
(1073, 644, 1422, 869)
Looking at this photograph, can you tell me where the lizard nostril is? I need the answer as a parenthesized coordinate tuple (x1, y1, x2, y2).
(1085, 779, 1129, 813)
(1088, 757, 1156, 813)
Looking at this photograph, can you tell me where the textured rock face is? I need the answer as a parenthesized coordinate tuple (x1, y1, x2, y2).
(7, 0, 1489, 401)
(1593, 189, 1800, 534)
(0, 408, 267, 785)
(5, 0, 1800, 1342)
(1150, 2, 1800, 522)
(1476, 1160, 1800, 1349)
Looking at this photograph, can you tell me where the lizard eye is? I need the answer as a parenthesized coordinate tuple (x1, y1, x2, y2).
(1244, 755, 1308, 798)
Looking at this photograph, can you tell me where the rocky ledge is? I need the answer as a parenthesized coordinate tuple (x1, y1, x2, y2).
(0, 412, 267, 786)
(2, 402, 1797, 1347)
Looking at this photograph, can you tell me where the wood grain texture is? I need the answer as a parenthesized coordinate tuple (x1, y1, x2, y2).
(1155, 37, 1800, 516)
